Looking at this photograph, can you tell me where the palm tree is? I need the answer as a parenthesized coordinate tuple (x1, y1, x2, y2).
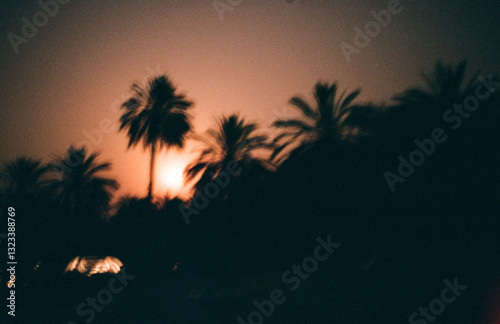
(120, 75, 193, 200)
(0, 157, 49, 205)
(48, 146, 119, 221)
(272, 81, 361, 164)
(0, 158, 51, 285)
(184, 114, 273, 192)
(393, 60, 481, 119)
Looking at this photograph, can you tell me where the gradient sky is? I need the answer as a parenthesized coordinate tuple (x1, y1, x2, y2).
(0, 0, 499, 199)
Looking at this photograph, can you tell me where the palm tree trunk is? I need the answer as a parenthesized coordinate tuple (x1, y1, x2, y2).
(148, 143, 156, 200)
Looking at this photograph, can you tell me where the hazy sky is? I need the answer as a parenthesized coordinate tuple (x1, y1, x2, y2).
(0, 0, 499, 198)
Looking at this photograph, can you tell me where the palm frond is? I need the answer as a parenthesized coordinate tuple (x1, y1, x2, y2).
(289, 97, 316, 119)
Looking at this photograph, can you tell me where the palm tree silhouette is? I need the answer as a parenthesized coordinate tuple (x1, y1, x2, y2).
(0, 157, 49, 204)
(272, 81, 361, 164)
(48, 146, 118, 221)
(120, 75, 193, 200)
(393, 60, 480, 119)
(184, 114, 272, 192)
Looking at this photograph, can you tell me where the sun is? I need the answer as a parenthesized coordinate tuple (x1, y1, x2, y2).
(155, 151, 195, 199)
(159, 166, 184, 192)
(164, 168, 184, 188)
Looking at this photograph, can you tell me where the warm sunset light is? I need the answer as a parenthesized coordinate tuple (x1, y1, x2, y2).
(1, 1, 498, 323)
(162, 167, 184, 190)
(154, 151, 193, 198)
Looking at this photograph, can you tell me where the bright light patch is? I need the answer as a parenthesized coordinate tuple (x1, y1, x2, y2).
(64, 256, 123, 276)
(157, 162, 186, 195)
(165, 168, 184, 188)
(154, 151, 195, 199)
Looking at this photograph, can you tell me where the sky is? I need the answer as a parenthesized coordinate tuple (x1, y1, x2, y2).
(0, 0, 499, 199)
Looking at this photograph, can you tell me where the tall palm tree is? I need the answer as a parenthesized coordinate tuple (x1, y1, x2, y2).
(184, 114, 273, 192)
(48, 146, 119, 221)
(0, 157, 49, 204)
(272, 81, 360, 164)
(120, 75, 193, 200)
